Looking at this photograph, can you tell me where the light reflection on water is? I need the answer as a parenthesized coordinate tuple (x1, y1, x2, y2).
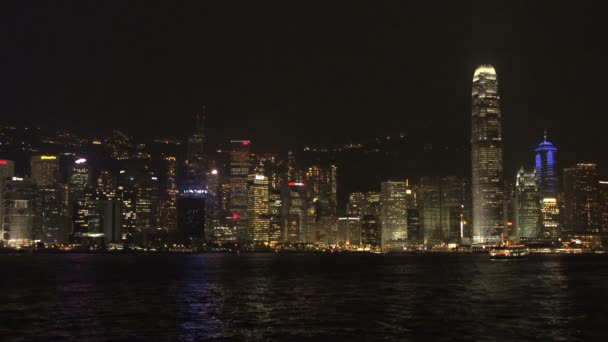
(0, 253, 607, 341)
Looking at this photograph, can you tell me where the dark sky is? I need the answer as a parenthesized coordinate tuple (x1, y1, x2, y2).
(1, 1, 606, 176)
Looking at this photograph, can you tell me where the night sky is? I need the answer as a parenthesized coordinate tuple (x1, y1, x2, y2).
(1, 1, 606, 176)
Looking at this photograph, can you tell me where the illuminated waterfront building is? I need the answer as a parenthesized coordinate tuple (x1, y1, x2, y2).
(380, 180, 408, 244)
(30, 155, 59, 187)
(599, 181, 608, 232)
(471, 64, 504, 243)
(336, 217, 361, 246)
(227, 140, 252, 243)
(177, 188, 206, 246)
(158, 156, 178, 232)
(268, 189, 283, 244)
(361, 214, 380, 247)
(514, 167, 540, 238)
(1, 177, 37, 246)
(306, 164, 338, 244)
(563, 163, 601, 235)
(248, 164, 270, 243)
(347, 192, 365, 218)
(69, 158, 92, 235)
(419, 176, 465, 244)
(31, 155, 64, 244)
(135, 172, 158, 233)
(0, 159, 16, 237)
(534, 132, 560, 237)
(283, 181, 308, 243)
(419, 177, 441, 244)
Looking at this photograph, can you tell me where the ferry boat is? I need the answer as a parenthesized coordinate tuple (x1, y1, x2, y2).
(489, 245, 528, 259)
(489, 234, 528, 259)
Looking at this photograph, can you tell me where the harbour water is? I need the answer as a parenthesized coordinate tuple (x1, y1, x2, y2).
(1, 253, 607, 341)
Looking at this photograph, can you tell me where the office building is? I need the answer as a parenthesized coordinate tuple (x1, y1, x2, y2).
(563, 163, 601, 235)
(514, 167, 540, 238)
(380, 181, 408, 244)
(534, 132, 560, 237)
(471, 64, 504, 243)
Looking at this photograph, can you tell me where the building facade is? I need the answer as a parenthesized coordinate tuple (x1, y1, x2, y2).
(471, 64, 504, 243)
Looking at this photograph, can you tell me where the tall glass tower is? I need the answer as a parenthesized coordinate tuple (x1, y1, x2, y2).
(471, 64, 504, 243)
(534, 131, 560, 237)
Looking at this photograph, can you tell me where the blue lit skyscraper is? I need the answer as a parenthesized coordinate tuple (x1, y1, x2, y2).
(534, 131, 560, 237)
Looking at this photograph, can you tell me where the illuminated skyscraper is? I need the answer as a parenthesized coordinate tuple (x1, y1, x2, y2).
(177, 189, 206, 246)
(471, 64, 504, 243)
(69, 158, 92, 235)
(599, 181, 608, 233)
(248, 164, 270, 243)
(514, 167, 540, 238)
(0, 159, 15, 236)
(228, 140, 252, 242)
(268, 189, 283, 244)
(31, 155, 64, 244)
(380, 181, 408, 245)
(306, 164, 338, 244)
(158, 156, 178, 232)
(534, 132, 560, 237)
(563, 163, 601, 235)
(419, 176, 465, 244)
(30, 155, 59, 187)
(1, 177, 37, 247)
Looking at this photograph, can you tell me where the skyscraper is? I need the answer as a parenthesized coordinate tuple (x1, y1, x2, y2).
(471, 64, 504, 243)
(380, 181, 408, 245)
(514, 167, 541, 238)
(227, 140, 252, 243)
(185, 109, 207, 187)
(1, 177, 37, 247)
(30, 155, 59, 187)
(158, 156, 178, 232)
(248, 164, 270, 244)
(563, 163, 601, 235)
(31, 155, 64, 244)
(534, 132, 560, 237)
(0, 159, 16, 236)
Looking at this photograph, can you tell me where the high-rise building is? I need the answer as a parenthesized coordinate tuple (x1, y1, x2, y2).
(248, 164, 270, 244)
(68, 158, 92, 236)
(347, 192, 365, 218)
(419, 176, 465, 244)
(336, 217, 361, 246)
(534, 132, 560, 237)
(185, 109, 207, 187)
(268, 189, 283, 245)
(306, 164, 338, 244)
(361, 214, 381, 248)
(563, 163, 601, 235)
(158, 156, 178, 232)
(177, 189, 206, 246)
(419, 177, 441, 244)
(599, 181, 608, 233)
(30, 155, 59, 187)
(227, 140, 252, 243)
(380, 181, 408, 244)
(514, 167, 540, 238)
(282, 181, 308, 243)
(471, 64, 504, 243)
(1, 177, 37, 247)
(0, 159, 16, 238)
(31, 155, 64, 244)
